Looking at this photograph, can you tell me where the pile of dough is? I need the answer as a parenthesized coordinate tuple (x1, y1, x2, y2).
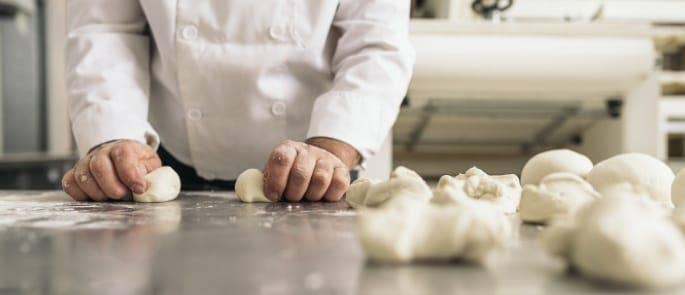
(346, 166, 431, 209)
(235, 169, 273, 203)
(432, 167, 521, 214)
(587, 153, 675, 207)
(357, 196, 512, 263)
(133, 166, 181, 203)
(671, 169, 685, 208)
(672, 207, 685, 232)
(520, 149, 593, 186)
(543, 195, 685, 289)
(519, 172, 600, 224)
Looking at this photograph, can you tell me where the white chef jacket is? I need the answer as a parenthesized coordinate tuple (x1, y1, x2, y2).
(66, 0, 415, 180)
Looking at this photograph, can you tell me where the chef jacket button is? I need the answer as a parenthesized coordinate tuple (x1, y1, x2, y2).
(187, 108, 203, 120)
(271, 102, 287, 116)
(181, 25, 198, 41)
(269, 25, 288, 42)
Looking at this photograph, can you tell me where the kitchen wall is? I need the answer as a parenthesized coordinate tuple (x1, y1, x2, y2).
(0, 7, 43, 154)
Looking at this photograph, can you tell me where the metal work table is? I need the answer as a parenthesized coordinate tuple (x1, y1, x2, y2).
(0, 191, 683, 295)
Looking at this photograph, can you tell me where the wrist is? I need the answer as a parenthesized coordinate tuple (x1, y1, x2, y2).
(306, 137, 361, 169)
(87, 139, 122, 155)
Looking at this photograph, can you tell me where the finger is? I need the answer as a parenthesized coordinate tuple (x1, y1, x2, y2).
(74, 156, 108, 202)
(323, 167, 350, 202)
(263, 141, 298, 201)
(141, 153, 162, 174)
(89, 150, 130, 200)
(62, 169, 89, 202)
(133, 142, 162, 173)
(304, 159, 334, 202)
(110, 144, 147, 194)
(284, 148, 317, 202)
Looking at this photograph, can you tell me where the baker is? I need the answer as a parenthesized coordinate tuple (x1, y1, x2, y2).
(60, 1, 415, 203)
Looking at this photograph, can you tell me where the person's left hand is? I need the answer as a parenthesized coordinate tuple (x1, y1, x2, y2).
(263, 138, 360, 202)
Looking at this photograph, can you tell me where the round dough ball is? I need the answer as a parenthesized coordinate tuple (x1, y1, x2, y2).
(133, 166, 181, 203)
(587, 153, 674, 206)
(520, 149, 593, 186)
(672, 169, 685, 208)
(570, 196, 685, 288)
(235, 169, 272, 203)
(519, 172, 599, 224)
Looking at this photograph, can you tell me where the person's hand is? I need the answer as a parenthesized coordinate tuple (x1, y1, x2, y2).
(62, 139, 161, 202)
(263, 138, 361, 202)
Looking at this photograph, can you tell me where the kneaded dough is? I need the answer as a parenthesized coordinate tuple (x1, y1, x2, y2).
(133, 166, 181, 203)
(520, 149, 593, 186)
(519, 172, 600, 224)
(587, 153, 674, 206)
(672, 207, 685, 232)
(345, 166, 431, 209)
(357, 196, 512, 263)
(543, 195, 685, 289)
(235, 169, 273, 203)
(345, 178, 381, 208)
(432, 167, 521, 214)
(671, 169, 685, 208)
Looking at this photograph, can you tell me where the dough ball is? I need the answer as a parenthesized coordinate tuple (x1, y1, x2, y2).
(519, 172, 600, 224)
(345, 178, 381, 209)
(133, 166, 181, 203)
(587, 153, 674, 206)
(672, 207, 685, 233)
(432, 167, 521, 214)
(357, 196, 512, 263)
(672, 169, 685, 208)
(235, 169, 273, 203)
(520, 149, 593, 186)
(543, 195, 685, 289)
(345, 166, 431, 208)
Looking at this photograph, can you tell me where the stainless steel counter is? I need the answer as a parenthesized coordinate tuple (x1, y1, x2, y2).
(0, 191, 682, 295)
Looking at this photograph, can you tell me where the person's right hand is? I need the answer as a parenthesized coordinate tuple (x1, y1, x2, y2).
(62, 139, 162, 202)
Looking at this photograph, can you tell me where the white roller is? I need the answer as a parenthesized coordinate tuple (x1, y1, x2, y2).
(410, 34, 654, 99)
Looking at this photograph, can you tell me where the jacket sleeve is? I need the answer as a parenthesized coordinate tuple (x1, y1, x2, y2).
(66, 0, 159, 156)
(306, 0, 415, 162)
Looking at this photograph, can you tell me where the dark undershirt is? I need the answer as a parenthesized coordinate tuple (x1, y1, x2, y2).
(157, 145, 236, 191)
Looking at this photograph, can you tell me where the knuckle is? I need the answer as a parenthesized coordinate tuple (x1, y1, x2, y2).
(111, 144, 133, 160)
(289, 165, 310, 184)
(271, 148, 294, 166)
(330, 176, 349, 192)
(88, 156, 108, 177)
(317, 160, 335, 171)
(310, 171, 329, 187)
(120, 173, 139, 187)
(75, 169, 90, 184)
(147, 156, 162, 169)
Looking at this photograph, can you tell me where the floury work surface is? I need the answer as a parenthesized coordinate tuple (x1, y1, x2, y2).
(0, 192, 683, 295)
